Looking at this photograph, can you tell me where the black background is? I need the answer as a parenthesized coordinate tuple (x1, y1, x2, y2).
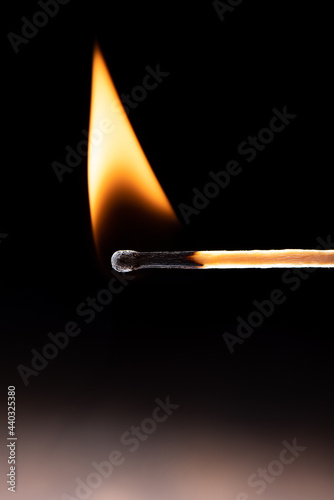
(1, 0, 333, 488)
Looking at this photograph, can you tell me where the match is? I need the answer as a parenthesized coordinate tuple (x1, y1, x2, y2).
(111, 249, 334, 272)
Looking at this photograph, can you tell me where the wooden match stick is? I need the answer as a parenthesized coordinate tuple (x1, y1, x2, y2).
(111, 249, 334, 272)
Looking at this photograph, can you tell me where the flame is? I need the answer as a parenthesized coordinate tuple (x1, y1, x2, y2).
(88, 44, 179, 262)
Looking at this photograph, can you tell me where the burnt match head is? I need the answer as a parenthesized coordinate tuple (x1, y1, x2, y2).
(111, 250, 200, 272)
(111, 250, 140, 272)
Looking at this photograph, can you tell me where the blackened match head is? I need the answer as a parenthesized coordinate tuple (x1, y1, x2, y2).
(111, 250, 139, 272)
(111, 250, 201, 272)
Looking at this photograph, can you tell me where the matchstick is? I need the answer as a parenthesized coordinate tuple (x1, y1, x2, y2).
(111, 249, 334, 272)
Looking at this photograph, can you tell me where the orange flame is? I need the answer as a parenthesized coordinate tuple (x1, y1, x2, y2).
(88, 44, 179, 262)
